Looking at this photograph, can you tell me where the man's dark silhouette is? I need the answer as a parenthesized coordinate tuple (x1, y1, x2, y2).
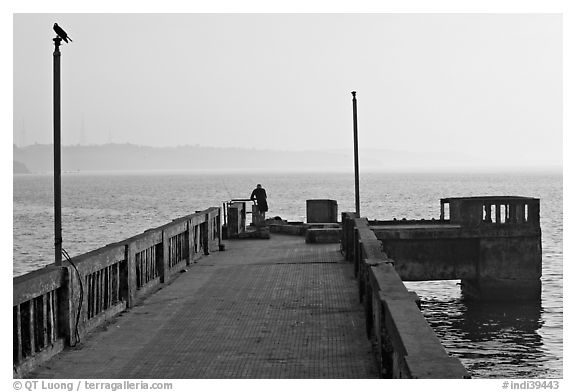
(53, 23, 73, 43)
(250, 184, 268, 217)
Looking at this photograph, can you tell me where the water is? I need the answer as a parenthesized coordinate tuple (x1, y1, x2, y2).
(12, 171, 563, 378)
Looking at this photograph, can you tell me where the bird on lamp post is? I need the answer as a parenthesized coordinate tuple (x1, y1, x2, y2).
(53, 23, 73, 43)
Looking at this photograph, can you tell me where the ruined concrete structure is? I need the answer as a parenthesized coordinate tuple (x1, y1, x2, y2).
(371, 196, 542, 300)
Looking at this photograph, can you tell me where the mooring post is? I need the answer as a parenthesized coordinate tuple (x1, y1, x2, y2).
(53, 37, 62, 266)
(352, 91, 360, 217)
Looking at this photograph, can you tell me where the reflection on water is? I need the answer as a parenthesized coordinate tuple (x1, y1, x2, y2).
(435, 300, 546, 378)
(405, 280, 560, 378)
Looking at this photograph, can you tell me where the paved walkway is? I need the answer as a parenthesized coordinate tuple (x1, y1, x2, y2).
(29, 234, 378, 379)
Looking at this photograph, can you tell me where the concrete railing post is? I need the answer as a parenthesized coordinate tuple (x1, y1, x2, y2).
(217, 208, 223, 249)
(59, 266, 74, 346)
(203, 213, 210, 255)
(159, 231, 167, 283)
(125, 244, 136, 308)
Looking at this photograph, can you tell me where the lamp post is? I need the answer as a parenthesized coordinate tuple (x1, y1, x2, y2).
(53, 36, 62, 265)
(351, 91, 360, 217)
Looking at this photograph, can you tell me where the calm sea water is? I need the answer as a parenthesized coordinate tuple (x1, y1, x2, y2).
(12, 171, 562, 378)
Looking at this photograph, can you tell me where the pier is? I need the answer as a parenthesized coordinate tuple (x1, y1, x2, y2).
(13, 196, 542, 379)
(23, 235, 378, 379)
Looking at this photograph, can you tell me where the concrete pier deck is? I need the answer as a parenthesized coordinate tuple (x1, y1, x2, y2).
(28, 234, 378, 379)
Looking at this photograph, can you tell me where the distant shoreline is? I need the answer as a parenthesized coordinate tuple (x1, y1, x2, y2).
(13, 143, 561, 175)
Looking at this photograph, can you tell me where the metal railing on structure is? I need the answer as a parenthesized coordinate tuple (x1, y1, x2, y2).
(222, 199, 256, 229)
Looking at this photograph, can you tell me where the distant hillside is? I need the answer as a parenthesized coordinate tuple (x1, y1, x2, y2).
(12, 144, 356, 173)
(13, 160, 30, 174)
(12, 144, 560, 173)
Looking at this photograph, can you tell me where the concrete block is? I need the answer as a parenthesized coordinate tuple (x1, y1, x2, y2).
(405, 356, 470, 379)
(268, 222, 307, 236)
(306, 199, 338, 223)
(461, 277, 541, 301)
(307, 223, 340, 229)
(237, 227, 270, 240)
(305, 228, 341, 243)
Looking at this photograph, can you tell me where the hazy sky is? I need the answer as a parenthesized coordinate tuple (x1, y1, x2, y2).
(13, 13, 562, 167)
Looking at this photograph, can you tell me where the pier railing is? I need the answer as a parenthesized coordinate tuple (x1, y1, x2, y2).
(13, 265, 67, 374)
(13, 207, 222, 376)
(341, 212, 470, 379)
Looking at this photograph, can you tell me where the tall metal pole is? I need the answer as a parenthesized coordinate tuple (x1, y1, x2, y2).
(53, 37, 62, 265)
(351, 91, 360, 217)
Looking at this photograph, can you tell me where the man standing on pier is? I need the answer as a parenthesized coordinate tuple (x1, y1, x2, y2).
(250, 184, 268, 220)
